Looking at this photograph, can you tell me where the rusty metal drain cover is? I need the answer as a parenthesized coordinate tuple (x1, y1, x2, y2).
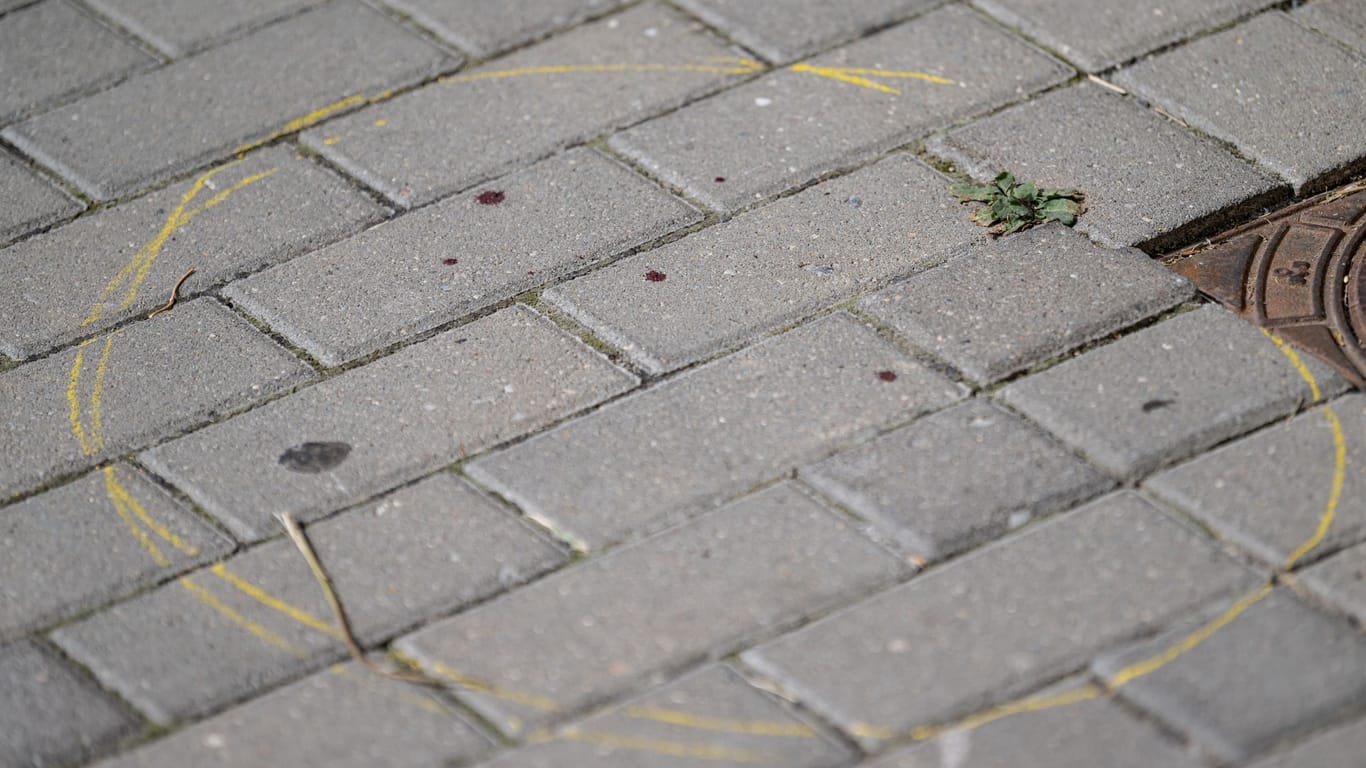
(1163, 182, 1366, 387)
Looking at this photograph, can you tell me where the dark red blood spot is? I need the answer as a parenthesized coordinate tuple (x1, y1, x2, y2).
(877, 370, 898, 382)
(645, 270, 667, 282)
(714, 176, 726, 183)
(443, 258, 459, 265)
(477, 190, 506, 205)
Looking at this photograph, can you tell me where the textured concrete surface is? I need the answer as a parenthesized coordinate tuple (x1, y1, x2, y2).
(610, 5, 1070, 213)
(1094, 589, 1366, 764)
(397, 483, 906, 736)
(860, 223, 1194, 384)
(545, 154, 984, 373)
(744, 492, 1258, 748)
(1000, 305, 1346, 478)
(0, 146, 383, 360)
(226, 148, 698, 366)
(4, 3, 1365, 765)
(801, 399, 1110, 562)
(2, 1, 452, 200)
(1116, 12, 1366, 194)
(927, 82, 1287, 250)
(0, 0, 155, 125)
(467, 313, 963, 549)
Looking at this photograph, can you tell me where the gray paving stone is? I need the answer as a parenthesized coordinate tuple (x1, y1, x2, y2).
(609, 5, 1071, 213)
(1247, 715, 1366, 768)
(865, 677, 1203, 768)
(1093, 589, 1366, 765)
(92, 660, 492, 768)
(1116, 12, 1366, 194)
(545, 154, 986, 374)
(0, 0, 155, 125)
(1145, 394, 1366, 567)
(0, 298, 311, 500)
(478, 664, 850, 767)
(467, 312, 964, 550)
(1, 1, 451, 201)
(141, 305, 635, 542)
(927, 82, 1286, 251)
(0, 149, 80, 244)
(389, 0, 629, 57)
(85, 0, 323, 57)
(1300, 541, 1366, 626)
(742, 492, 1259, 749)
(859, 223, 1195, 385)
(673, 0, 941, 64)
(396, 482, 907, 737)
(998, 305, 1347, 479)
(0, 146, 384, 361)
(53, 473, 564, 724)
(303, 3, 746, 208)
(972, 0, 1276, 72)
(1297, 0, 1366, 54)
(1, 640, 137, 767)
(0, 463, 230, 642)
(801, 400, 1110, 563)
(225, 148, 699, 367)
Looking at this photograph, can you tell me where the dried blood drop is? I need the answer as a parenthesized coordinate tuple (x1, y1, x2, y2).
(877, 370, 897, 382)
(645, 270, 667, 282)
(443, 258, 459, 265)
(714, 176, 726, 183)
(477, 190, 506, 205)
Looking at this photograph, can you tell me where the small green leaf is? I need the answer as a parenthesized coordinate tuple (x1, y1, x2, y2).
(949, 182, 996, 202)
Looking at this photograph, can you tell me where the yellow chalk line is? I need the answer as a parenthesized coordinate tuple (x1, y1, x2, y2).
(232, 95, 367, 156)
(211, 563, 342, 640)
(559, 728, 774, 763)
(892, 328, 1349, 744)
(180, 576, 306, 656)
(790, 63, 955, 95)
(66, 340, 96, 456)
(440, 61, 764, 86)
(103, 466, 197, 556)
(622, 706, 814, 737)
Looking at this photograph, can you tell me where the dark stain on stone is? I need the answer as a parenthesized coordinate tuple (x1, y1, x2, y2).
(714, 176, 726, 183)
(477, 190, 506, 205)
(645, 270, 667, 282)
(443, 258, 459, 265)
(1141, 399, 1175, 413)
(877, 370, 898, 382)
(279, 441, 352, 473)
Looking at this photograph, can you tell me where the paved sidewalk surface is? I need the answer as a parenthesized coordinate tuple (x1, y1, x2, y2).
(2, 1, 1364, 767)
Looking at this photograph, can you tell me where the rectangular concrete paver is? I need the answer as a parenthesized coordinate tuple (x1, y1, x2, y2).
(859, 223, 1195, 385)
(865, 677, 1203, 768)
(141, 305, 635, 541)
(972, 0, 1276, 72)
(53, 473, 564, 724)
(86, 0, 324, 57)
(467, 312, 964, 549)
(0, 145, 385, 361)
(0, 0, 156, 125)
(1, 640, 138, 768)
(998, 305, 1347, 479)
(674, 0, 941, 64)
(609, 5, 1071, 213)
(478, 664, 851, 767)
(1145, 394, 1365, 567)
(544, 154, 986, 374)
(0, 463, 230, 641)
(1116, 12, 1366, 194)
(1093, 589, 1366, 765)
(2, 0, 452, 201)
(1297, 0, 1366, 54)
(93, 660, 493, 768)
(927, 82, 1286, 251)
(225, 148, 699, 367)
(395, 482, 907, 737)
(1248, 715, 1366, 768)
(303, 3, 748, 208)
(388, 0, 630, 57)
(1299, 541, 1366, 626)
(0, 148, 80, 244)
(801, 400, 1110, 563)
(741, 492, 1258, 748)
(0, 298, 311, 499)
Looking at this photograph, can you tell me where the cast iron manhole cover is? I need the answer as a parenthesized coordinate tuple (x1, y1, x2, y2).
(1163, 182, 1366, 387)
